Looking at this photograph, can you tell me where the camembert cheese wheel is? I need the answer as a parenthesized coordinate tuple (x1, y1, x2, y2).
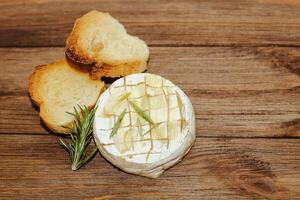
(94, 73, 195, 178)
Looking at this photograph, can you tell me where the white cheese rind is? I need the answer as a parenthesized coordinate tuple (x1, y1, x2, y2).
(93, 73, 196, 178)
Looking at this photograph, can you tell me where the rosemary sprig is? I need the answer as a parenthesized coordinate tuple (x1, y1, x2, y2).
(137, 118, 143, 138)
(142, 123, 159, 136)
(128, 100, 156, 126)
(59, 105, 98, 171)
(110, 109, 127, 138)
(119, 92, 131, 101)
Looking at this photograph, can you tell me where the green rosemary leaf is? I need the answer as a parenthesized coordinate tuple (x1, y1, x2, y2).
(110, 109, 127, 138)
(66, 111, 76, 117)
(137, 118, 143, 138)
(128, 100, 156, 126)
(77, 147, 98, 169)
(59, 105, 98, 171)
(119, 92, 131, 102)
(142, 123, 159, 136)
(59, 138, 70, 151)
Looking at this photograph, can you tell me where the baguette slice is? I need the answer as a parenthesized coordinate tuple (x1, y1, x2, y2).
(66, 10, 149, 79)
(28, 59, 105, 134)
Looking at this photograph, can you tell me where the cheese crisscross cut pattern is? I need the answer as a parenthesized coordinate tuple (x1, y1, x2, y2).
(96, 74, 187, 163)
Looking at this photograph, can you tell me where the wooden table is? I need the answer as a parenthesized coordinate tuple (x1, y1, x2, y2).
(1, 1, 300, 199)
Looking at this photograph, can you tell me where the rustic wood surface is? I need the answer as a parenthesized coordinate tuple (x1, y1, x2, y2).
(1, 0, 300, 47)
(0, 0, 300, 199)
(1, 135, 300, 200)
(1, 47, 300, 137)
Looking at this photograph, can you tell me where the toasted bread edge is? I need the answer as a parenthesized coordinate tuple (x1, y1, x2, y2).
(28, 59, 105, 134)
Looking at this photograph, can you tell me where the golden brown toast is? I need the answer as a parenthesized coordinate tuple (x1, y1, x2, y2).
(28, 59, 105, 134)
(66, 10, 149, 79)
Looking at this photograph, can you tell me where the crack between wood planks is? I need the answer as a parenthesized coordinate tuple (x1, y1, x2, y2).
(0, 132, 300, 139)
(1, 44, 300, 48)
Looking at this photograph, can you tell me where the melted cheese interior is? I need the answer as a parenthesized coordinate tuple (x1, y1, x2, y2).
(94, 74, 189, 164)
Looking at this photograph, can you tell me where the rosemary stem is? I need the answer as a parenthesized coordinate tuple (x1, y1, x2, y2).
(59, 106, 98, 171)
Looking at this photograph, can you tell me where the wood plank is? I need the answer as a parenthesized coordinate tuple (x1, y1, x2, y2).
(1, 0, 300, 47)
(0, 47, 299, 137)
(0, 135, 299, 199)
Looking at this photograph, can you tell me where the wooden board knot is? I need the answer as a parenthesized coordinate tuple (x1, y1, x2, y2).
(233, 172, 284, 199)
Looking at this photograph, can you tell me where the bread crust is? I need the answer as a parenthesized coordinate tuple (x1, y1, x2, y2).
(28, 60, 68, 105)
(28, 64, 46, 106)
(89, 61, 147, 79)
(28, 59, 105, 134)
(65, 10, 149, 79)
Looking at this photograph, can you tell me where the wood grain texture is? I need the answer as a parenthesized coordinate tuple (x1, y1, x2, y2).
(1, 47, 299, 137)
(1, 135, 300, 200)
(1, 0, 300, 47)
(1, 1, 300, 199)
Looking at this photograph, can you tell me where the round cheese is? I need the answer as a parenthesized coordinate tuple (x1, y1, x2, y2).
(93, 73, 195, 178)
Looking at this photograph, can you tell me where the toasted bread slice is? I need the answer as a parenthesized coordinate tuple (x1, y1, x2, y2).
(28, 59, 105, 134)
(66, 10, 149, 79)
